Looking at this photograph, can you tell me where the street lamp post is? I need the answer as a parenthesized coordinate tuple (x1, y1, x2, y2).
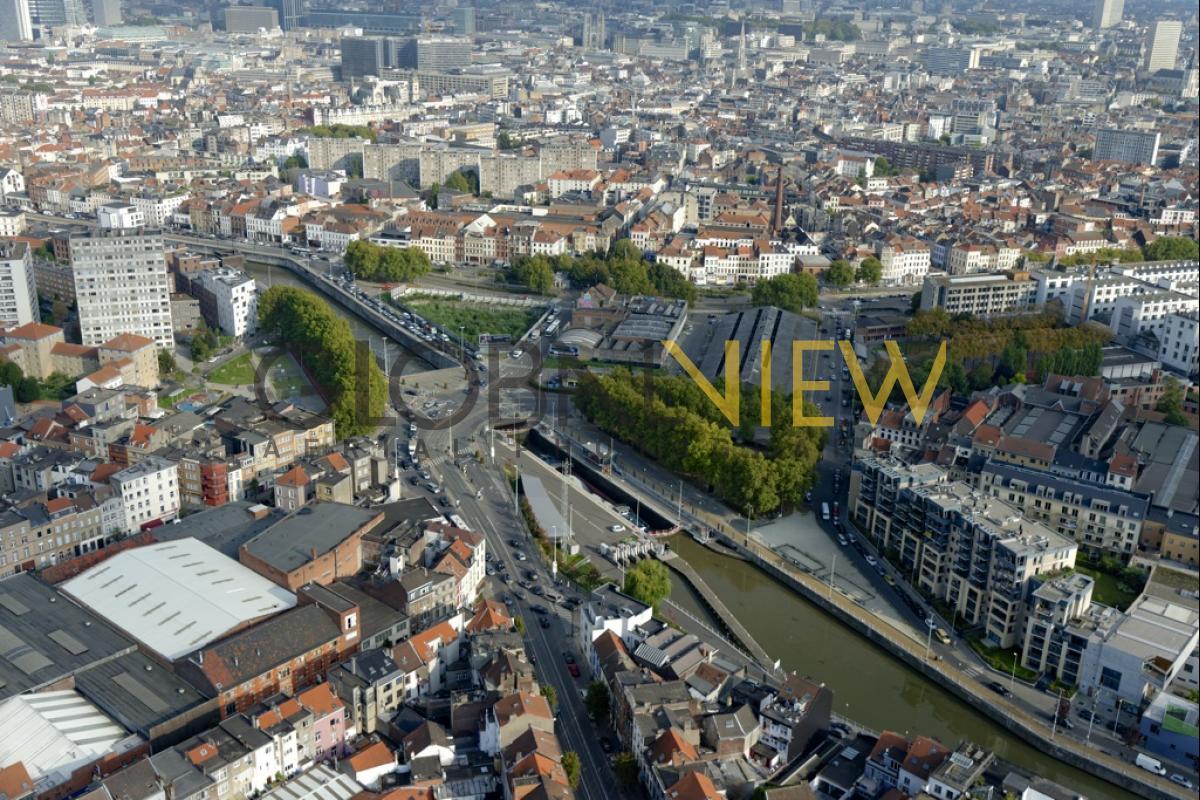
(1009, 652, 1018, 692)
(1113, 698, 1124, 736)
(829, 555, 836, 599)
(924, 617, 935, 662)
(459, 325, 465, 362)
(551, 524, 557, 580)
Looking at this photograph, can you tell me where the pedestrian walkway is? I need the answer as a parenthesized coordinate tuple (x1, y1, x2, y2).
(657, 550, 774, 668)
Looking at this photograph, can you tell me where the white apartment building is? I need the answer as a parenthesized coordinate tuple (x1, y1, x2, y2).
(877, 239, 931, 286)
(0, 241, 38, 327)
(1112, 290, 1200, 343)
(71, 229, 174, 348)
(195, 268, 258, 337)
(1159, 312, 1199, 377)
(131, 193, 189, 227)
(111, 456, 180, 533)
(97, 203, 145, 230)
(1144, 19, 1182, 72)
(0, 209, 25, 237)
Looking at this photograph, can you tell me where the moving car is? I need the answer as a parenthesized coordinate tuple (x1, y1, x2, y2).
(988, 681, 1012, 698)
(609, 524, 625, 532)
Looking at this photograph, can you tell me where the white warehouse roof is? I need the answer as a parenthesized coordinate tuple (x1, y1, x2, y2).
(61, 538, 295, 660)
(0, 690, 137, 795)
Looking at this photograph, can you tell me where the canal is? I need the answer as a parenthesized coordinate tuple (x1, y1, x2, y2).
(244, 259, 439, 379)
(666, 534, 1131, 800)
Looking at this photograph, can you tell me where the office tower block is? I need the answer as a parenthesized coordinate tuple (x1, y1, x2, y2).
(340, 36, 385, 79)
(71, 229, 174, 348)
(451, 5, 474, 35)
(0, 241, 38, 327)
(395, 35, 471, 71)
(0, 0, 32, 40)
(1092, 0, 1122, 29)
(91, 0, 118, 25)
(221, 5, 278, 33)
(271, 0, 301, 32)
(27, 0, 65, 26)
(1093, 128, 1160, 165)
(1144, 19, 1181, 72)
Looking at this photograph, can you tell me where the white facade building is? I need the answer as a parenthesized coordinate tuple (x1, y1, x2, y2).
(196, 268, 258, 337)
(1158, 311, 1199, 377)
(111, 456, 180, 533)
(97, 203, 145, 230)
(0, 240, 38, 327)
(71, 229, 174, 347)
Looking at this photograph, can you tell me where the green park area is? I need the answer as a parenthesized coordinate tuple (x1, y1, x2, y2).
(402, 296, 543, 345)
(208, 353, 256, 385)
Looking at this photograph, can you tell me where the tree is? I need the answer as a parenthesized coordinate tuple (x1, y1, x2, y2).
(873, 157, 897, 177)
(561, 752, 581, 789)
(258, 286, 387, 438)
(282, 154, 308, 170)
(856, 256, 883, 285)
(623, 559, 671, 611)
(1157, 376, 1188, 426)
(157, 349, 177, 375)
(513, 615, 525, 634)
(613, 752, 639, 789)
(191, 327, 218, 362)
(584, 681, 610, 721)
(540, 684, 557, 711)
(444, 170, 475, 195)
(826, 259, 856, 288)
(497, 131, 517, 150)
(1144, 236, 1199, 262)
(511, 255, 555, 294)
(750, 272, 818, 312)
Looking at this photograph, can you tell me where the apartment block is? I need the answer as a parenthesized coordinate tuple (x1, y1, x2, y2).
(0, 241, 38, 328)
(71, 229, 174, 348)
(850, 458, 1078, 649)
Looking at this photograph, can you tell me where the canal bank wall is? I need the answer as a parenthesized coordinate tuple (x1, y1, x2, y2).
(715, 529, 1185, 800)
(171, 236, 458, 370)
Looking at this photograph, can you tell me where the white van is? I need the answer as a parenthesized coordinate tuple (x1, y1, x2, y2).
(1135, 753, 1166, 775)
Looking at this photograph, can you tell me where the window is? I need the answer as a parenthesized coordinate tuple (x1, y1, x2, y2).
(1100, 666, 1122, 691)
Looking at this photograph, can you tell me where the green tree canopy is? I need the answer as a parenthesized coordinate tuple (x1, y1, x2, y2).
(750, 272, 818, 312)
(344, 241, 432, 282)
(856, 256, 883, 285)
(258, 286, 387, 438)
(561, 752, 581, 789)
(623, 559, 671, 612)
(1144, 237, 1199, 262)
(1157, 376, 1188, 426)
(826, 259, 856, 288)
(584, 681, 610, 722)
(510, 255, 556, 294)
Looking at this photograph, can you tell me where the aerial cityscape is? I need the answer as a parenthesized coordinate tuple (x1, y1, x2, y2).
(0, 1, 1197, 799)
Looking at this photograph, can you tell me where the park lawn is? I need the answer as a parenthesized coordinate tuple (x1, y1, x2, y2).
(1074, 564, 1140, 610)
(404, 299, 542, 345)
(208, 353, 256, 385)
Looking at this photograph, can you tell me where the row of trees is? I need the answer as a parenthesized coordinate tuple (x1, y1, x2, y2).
(574, 369, 824, 516)
(298, 124, 376, 142)
(893, 309, 1113, 400)
(509, 241, 698, 303)
(258, 286, 387, 438)
(750, 272, 818, 312)
(343, 241, 432, 283)
(826, 256, 882, 288)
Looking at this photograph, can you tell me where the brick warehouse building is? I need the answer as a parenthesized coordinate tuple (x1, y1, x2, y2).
(238, 502, 385, 591)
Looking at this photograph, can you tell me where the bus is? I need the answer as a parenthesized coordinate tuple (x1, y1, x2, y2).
(821, 502, 830, 521)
